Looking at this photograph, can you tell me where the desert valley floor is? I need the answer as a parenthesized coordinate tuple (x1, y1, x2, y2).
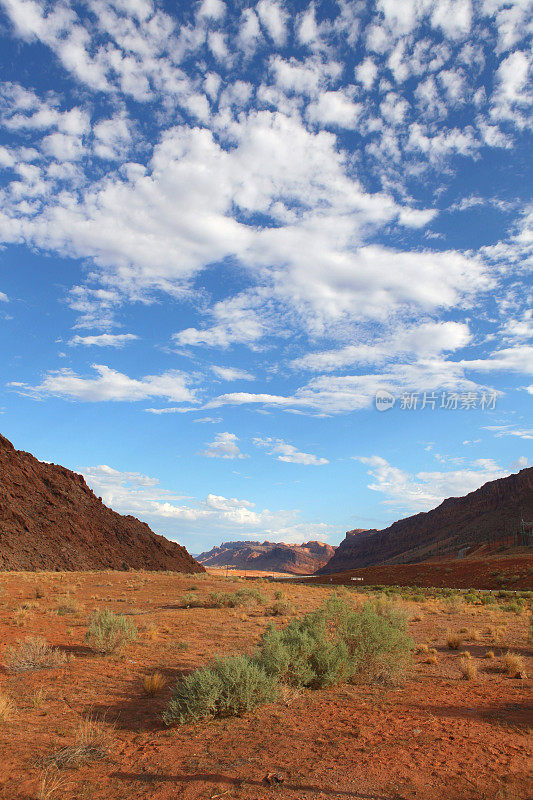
(0, 568, 532, 800)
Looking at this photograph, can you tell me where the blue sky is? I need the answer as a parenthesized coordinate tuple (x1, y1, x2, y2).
(0, 0, 531, 553)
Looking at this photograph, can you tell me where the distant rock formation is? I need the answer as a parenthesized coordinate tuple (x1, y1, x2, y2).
(319, 468, 533, 574)
(196, 539, 336, 574)
(0, 433, 204, 572)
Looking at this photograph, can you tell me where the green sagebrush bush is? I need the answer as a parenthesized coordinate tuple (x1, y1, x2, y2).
(164, 594, 413, 725)
(162, 654, 279, 725)
(255, 593, 413, 689)
(85, 608, 137, 653)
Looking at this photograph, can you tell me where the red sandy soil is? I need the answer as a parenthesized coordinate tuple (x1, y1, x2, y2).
(0, 571, 531, 800)
(307, 555, 533, 591)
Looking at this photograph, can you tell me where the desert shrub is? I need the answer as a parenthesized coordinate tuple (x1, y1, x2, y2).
(446, 631, 462, 650)
(503, 601, 522, 615)
(256, 594, 412, 688)
(267, 598, 292, 616)
(85, 609, 137, 654)
(459, 656, 478, 680)
(163, 655, 279, 725)
(179, 592, 204, 608)
(180, 588, 266, 609)
(164, 595, 413, 726)
(479, 594, 495, 605)
(4, 636, 67, 673)
(503, 651, 527, 678)
(143, 671, 167, 696)
(206, 589, 266, 608)
(444, 596, 463, 614)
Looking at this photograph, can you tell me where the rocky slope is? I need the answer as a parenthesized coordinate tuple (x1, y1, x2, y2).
(319, 468, 533, 574)
(196, 539, 336, 574)
(0, 434, 204, 572)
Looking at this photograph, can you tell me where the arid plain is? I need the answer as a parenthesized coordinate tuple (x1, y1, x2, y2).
(1, 569, 531, 800)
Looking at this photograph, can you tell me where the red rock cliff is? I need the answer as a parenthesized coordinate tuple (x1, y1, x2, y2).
(0, 434, 204, 572)
(319, 468, 533, 573)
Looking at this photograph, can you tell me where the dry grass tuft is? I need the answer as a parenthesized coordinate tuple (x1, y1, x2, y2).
(56, 597, 80, 615)
(143, 671, 167, 696)
(416, 644, 429, 654)
(0, 691, 15, 721)
(446, 631, 462, 650)
(503, 652, 527, 679)
(459, 656, 478, 680)
(30, 685, 49, 709)
(13, 605, 31, 626)
(36, 767, 67, 800)
(425, 654, 438, 665)
(44, 714, 113, 769)
(490, 625, 505, 645)
(486, 650, 496, 660)
(4, 636, 67, 673)
(144, 624, 158, 640)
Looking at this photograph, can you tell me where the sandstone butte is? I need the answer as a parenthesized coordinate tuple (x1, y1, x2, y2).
(196, 539, 336, 575)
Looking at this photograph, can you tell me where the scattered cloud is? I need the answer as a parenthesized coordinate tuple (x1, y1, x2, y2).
(202, 431, 247, 459)
(254, 436, 329, 465)
(207, 356, 492, 415)
(211, 365, 255, 381)
(291, 321, 472, 372)
(10, 365, 195, 403)
(484, 425, 533, 441)
(354, 455, 509, 512)
(69, 333, 139, 348)
(83, 463, 333, 543)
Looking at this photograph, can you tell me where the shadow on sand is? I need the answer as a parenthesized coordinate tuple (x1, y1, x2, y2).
(112, 770, 409, 799)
